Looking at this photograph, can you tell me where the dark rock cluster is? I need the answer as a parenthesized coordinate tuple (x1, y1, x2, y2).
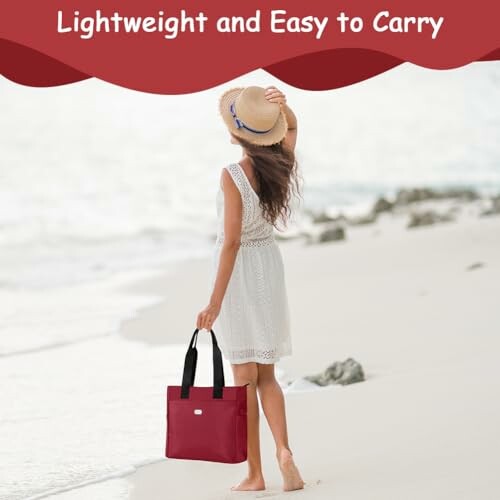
(407, 210, 455, 228)
(393, 187, 479, 205)
(301, 186, 499, 241)
(305, 358, 365, 386)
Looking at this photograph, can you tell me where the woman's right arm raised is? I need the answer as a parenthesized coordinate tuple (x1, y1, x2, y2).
(264, 86, 298, 152)
(281, 102, 298, 152)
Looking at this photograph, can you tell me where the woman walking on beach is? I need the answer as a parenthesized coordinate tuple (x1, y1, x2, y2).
(196, 85, 305, 492)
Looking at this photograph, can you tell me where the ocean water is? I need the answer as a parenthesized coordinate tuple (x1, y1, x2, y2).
(1, 63, 500, 289)
(0, 62, 499, 499)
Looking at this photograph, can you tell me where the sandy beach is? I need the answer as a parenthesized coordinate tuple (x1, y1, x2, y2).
(46, 200, 500, 500)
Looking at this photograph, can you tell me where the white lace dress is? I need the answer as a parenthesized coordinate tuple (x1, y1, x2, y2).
(211, 162, 292, 365)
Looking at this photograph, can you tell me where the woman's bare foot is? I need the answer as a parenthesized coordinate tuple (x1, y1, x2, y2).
(277, 448, 305, 491)
(230, 476, 266, 491)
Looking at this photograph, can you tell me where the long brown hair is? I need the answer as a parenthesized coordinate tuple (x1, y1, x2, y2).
(231, 133, 301, 230)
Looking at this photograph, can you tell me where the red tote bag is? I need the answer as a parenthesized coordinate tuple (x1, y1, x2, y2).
(165, 328, 248, 463)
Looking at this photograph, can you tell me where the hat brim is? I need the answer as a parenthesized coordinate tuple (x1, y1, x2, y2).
(218, 87, 288, 146)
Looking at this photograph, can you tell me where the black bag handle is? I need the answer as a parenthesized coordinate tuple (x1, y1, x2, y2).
(181, 328, 225, 399)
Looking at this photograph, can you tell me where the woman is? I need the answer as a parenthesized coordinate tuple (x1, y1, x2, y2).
(196, 85, 305, 492)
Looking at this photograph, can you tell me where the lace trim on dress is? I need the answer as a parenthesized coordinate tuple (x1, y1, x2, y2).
(224, 346, 292, 364)
(215, 236, 275, 247)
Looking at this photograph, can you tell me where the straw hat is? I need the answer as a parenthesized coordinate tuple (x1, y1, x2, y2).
(218, 86, 288, 146)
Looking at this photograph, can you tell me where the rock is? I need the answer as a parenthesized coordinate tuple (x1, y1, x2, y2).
(480, 196, 500, 217)
(305, 358, 365, 386)
(309, 210, 347, 224)
(396, 188, 437, 205)
(372, 196, 394, 214)
(444, 188, 480, 201)
(466, 262, 485, 271)
(407, 210, 455, 228)
(310, 211, 336, 224)
(448, 204, 462, 215)
(311, 208, 375, 227)
(395, 187, 479, 206)
(317, 224, 346, 243)
(347, 212, 378, 226)
(274, 231, 302, 241)
(407, 211, 436, 228)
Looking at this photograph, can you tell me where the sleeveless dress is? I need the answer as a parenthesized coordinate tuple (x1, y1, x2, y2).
(210, 162, 292, 365)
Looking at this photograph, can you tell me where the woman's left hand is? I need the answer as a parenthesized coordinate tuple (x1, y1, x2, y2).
(196, 302, 221, 331)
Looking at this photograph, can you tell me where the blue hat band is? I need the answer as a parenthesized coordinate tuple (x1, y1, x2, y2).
(230, 102, 274, 135)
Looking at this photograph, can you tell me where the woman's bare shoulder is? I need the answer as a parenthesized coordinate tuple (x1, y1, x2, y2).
(219, 165, 237, 191)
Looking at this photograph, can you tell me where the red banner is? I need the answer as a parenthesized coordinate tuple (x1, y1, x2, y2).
(1, 0, 499, 93)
